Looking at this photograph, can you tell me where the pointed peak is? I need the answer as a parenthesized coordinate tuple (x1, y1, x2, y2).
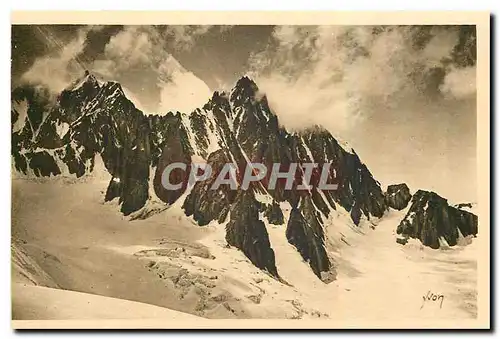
(65, 70, 99, 91)
(211, 90, 229, 101)
(234, 75, 258, 92)
(229, 75, 262, 106)
(80, 69, 97, 82)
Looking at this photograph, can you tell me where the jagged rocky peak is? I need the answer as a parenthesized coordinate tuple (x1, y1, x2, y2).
(62, 71, 132, 111)
(65, 70, 100, 92)
(385, 183, 412, 210)
(228, 75, 271, 113)
(229, 76, 272, 117)
(396, 190, 478, 249)
(231, 76, 259, 98)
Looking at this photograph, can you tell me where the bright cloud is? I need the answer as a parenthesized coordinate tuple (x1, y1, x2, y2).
(92, 26, 212, 114)
(20, 26, 102, 93)
(20, 25, 213, 115)
(249, 26, 475, 135)
(440, 66, 477, 99)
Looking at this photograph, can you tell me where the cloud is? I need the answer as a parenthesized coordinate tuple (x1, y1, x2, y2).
(157, 56, 213, 113)
(19, 25, 215, 114)
(158, 25, 233, 51)
(162, 25, 213, 51)
(98, 26, 154, 71)
(440, 65, 476, 99)
(249, 26, 475, 135)
(20, 26, 103, 93)
(91, 26, 212, 114)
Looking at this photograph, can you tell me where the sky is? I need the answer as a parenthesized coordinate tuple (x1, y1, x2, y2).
(11, 25, 477, 202)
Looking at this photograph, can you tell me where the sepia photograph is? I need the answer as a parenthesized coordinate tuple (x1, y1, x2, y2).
(10, 11, 490, 329)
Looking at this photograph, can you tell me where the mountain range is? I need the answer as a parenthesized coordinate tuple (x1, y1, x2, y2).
(11, 70, 479, 282)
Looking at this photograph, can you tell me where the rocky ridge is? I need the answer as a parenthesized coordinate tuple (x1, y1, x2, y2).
(396, 190, 478, 248)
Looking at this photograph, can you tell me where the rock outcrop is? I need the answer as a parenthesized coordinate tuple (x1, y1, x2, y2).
(182, 150, 235, 225)
(225, 190, 279, 278)
(396, 190, 478, 249)
(385, 183, 412, 210)
(264, 201, 284, 225)
(286, 196, 332, 282)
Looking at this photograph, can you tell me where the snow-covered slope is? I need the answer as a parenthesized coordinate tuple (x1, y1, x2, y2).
(13, 284, 200, 320)
(12, 177, 478, 320)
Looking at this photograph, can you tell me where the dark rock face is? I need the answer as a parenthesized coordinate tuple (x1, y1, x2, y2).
(152, 113, 193, 205)
(25, 151, 61, 177)
(385, 183, 412, 210)
(298, 130, 386, 224)
(286, 196, 332, 281)
(225, 190, 279, 278)
(183, 150, 236, 225)
(397, 190, 478, 249)
(12, 72, 390, 282)
(396, 237, 408, 245)
(264, 201, 284, 225)
(455, 202, 474, 209)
